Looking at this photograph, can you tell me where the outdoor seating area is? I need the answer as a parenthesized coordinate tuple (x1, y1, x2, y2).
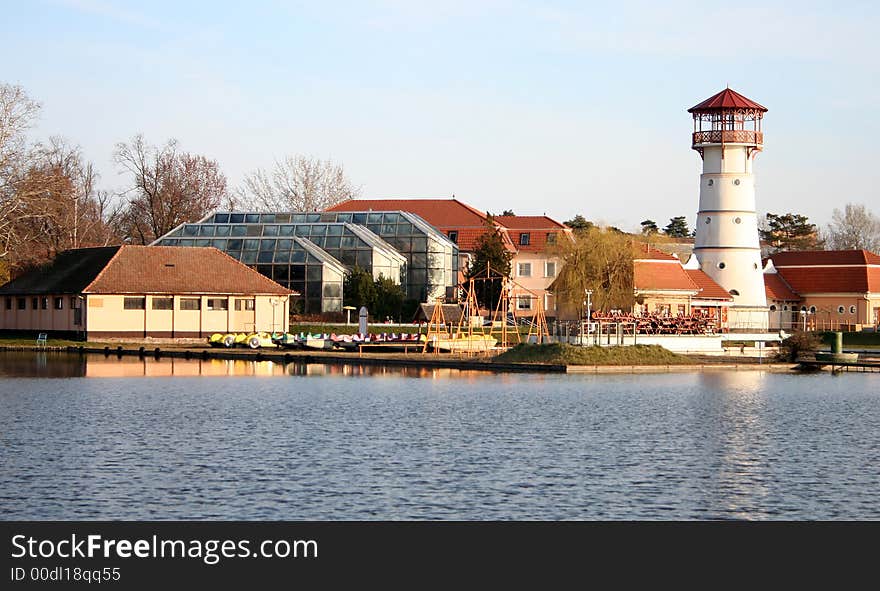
(590, 311, 719, 335)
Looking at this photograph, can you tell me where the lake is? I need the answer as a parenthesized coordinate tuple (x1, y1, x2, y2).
(0, 352, 878, 520)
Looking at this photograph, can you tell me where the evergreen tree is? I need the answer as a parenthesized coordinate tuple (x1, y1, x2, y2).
(663, 216, 690, 238)
(563, 215, 594, 232)
(466, 221, 513, 309)
(640, 219, 659, 234)
(760, 212, 823, 252)
(343, 266, 377, 312)
(373, 274, 405, 322)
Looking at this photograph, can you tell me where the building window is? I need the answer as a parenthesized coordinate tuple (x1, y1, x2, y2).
(123, 297, 146, 310)
(518, 263, 531, 277)
(545, 262, 556, 277)
(41, 297, 48, 310)
(207, 298, 228, 311)
(517, 296, 532, 310)
(546, 233, 556, 245)
(17, 298, 26, 310)
(849, 305, 856, 314)
(769, 305, 777, 311)
(152, 297, 173, 310)
(519, 233, 530, 246)
(838, 306, 845, 314)
(717, 262, 726, 269)
(179, 298, 201, 311)
(32, 297, 38, 309)
(447, 231, 458, 244)
(235, 299, 255, 311)
(809, 306, 817, 313)
(4, 297, 10, 310)
(54, 297, 63, 310)
(729, 289, 739, 296)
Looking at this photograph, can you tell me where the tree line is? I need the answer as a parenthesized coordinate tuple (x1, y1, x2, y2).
(565, 207, 880, 253)
(0, 82, 359, 281)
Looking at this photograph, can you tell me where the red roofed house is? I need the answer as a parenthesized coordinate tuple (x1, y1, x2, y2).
(634, 245, 733, 329)
(763, 250, 880, 331)
(494, 215, 573, 316)
(0, 245, 294, 339)
(327, 198, 573, 317)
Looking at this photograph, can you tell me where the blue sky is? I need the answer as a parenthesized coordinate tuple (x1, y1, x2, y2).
(3, 0, 878, 230)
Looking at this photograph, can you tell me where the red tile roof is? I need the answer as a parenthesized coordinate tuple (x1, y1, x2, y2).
(688, 88, 768, 113)
(84, 246, 293, 295)
(634, 260, 697, 292)
(763, 273, 800, 301)
(494, 215, 567, 230)
(768, 250, 880, 294)
(686, 270, 733, 301)
(769, 249, 880, 266)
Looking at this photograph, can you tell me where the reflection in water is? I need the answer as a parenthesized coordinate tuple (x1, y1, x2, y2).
(0, 361, 878, 520)
(694, 372, 771, 519)
(0, 351, 492, 380)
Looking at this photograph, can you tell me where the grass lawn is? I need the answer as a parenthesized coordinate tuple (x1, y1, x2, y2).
(494, 343, 692, 365)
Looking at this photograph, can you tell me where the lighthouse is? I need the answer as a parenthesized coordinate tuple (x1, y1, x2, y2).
(688, 88, 769, 331)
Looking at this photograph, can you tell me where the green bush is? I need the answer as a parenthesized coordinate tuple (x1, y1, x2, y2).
(494, 343, 691, 365)
(777, 332, 821, 362)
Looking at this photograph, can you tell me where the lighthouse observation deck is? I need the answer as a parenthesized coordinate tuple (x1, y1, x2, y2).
(692, 129, 763, 148)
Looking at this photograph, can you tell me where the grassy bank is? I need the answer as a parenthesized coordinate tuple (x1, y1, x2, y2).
(494, 343, 692, 365)
(819, 331, 880, 348)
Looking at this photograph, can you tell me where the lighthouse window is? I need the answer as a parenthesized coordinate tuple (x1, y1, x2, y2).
(707, 179, 714, 186)
(734, 217, 742, 224)
(729, 290, 740, 296)
(717, 262, 726, 269)
(733, 179, 741, 186)
(705, 217, 711, 224)
(754, 263, 759, 269)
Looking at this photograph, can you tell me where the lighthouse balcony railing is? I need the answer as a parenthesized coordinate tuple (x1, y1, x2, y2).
(692, 130, 763, 146)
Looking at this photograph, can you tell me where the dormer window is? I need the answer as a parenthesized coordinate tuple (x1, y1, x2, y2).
(447, 231, 458, 244)
(546, 233, 556, 245)
(519, 233, 530, 246)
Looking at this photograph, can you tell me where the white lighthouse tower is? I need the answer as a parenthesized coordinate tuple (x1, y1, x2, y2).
(688, 88, 769, 330)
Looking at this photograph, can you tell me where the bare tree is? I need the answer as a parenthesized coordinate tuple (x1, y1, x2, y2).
(0, 83, 41, 260)
(114, 135, 227, 244)
(4, 138, 121, 269)
(824, 203, 880, 252)
(237, 155, 360, 211)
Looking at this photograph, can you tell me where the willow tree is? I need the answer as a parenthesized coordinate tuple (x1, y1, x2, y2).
(549, 226, 634, 319)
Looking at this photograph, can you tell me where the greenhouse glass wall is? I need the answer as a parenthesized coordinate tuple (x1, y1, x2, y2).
(153, 210, 456, 312)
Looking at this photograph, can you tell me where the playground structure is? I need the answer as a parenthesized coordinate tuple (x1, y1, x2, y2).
(422, 264, 550, 354)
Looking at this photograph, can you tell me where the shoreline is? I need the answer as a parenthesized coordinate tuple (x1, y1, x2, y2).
(0, 344, 803, 374)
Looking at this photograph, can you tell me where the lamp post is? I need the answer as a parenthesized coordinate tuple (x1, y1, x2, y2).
(584, 289, 593, 344)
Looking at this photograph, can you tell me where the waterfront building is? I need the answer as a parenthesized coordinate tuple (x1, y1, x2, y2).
(634, 245, 732, 328)
(495, 215, 572, 316)
(312, 210, 459, 302)
(327, 198, 501, 287)
(688, 88, 769, 330)
(152, 212, 423, 312)
(0, 246, 293, 338)
(327, 198, 572, 318)
(763, 249, 880, 331)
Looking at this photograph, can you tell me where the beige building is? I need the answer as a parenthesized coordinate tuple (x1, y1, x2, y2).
(0, 245, 293, 339)
(495, 215, 573, 319)
(763, 250, 880, 331)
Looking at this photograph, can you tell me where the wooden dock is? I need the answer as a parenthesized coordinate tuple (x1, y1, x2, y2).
(796, 358, 880, 373)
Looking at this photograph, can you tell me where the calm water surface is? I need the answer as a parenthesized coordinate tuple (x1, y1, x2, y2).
(1, 352, 878, 520)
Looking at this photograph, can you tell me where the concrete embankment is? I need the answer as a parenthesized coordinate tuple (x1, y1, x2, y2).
(0, 344, 804, 374)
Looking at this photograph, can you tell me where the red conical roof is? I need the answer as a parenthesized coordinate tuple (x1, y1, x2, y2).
(688, 88, 767, 113)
